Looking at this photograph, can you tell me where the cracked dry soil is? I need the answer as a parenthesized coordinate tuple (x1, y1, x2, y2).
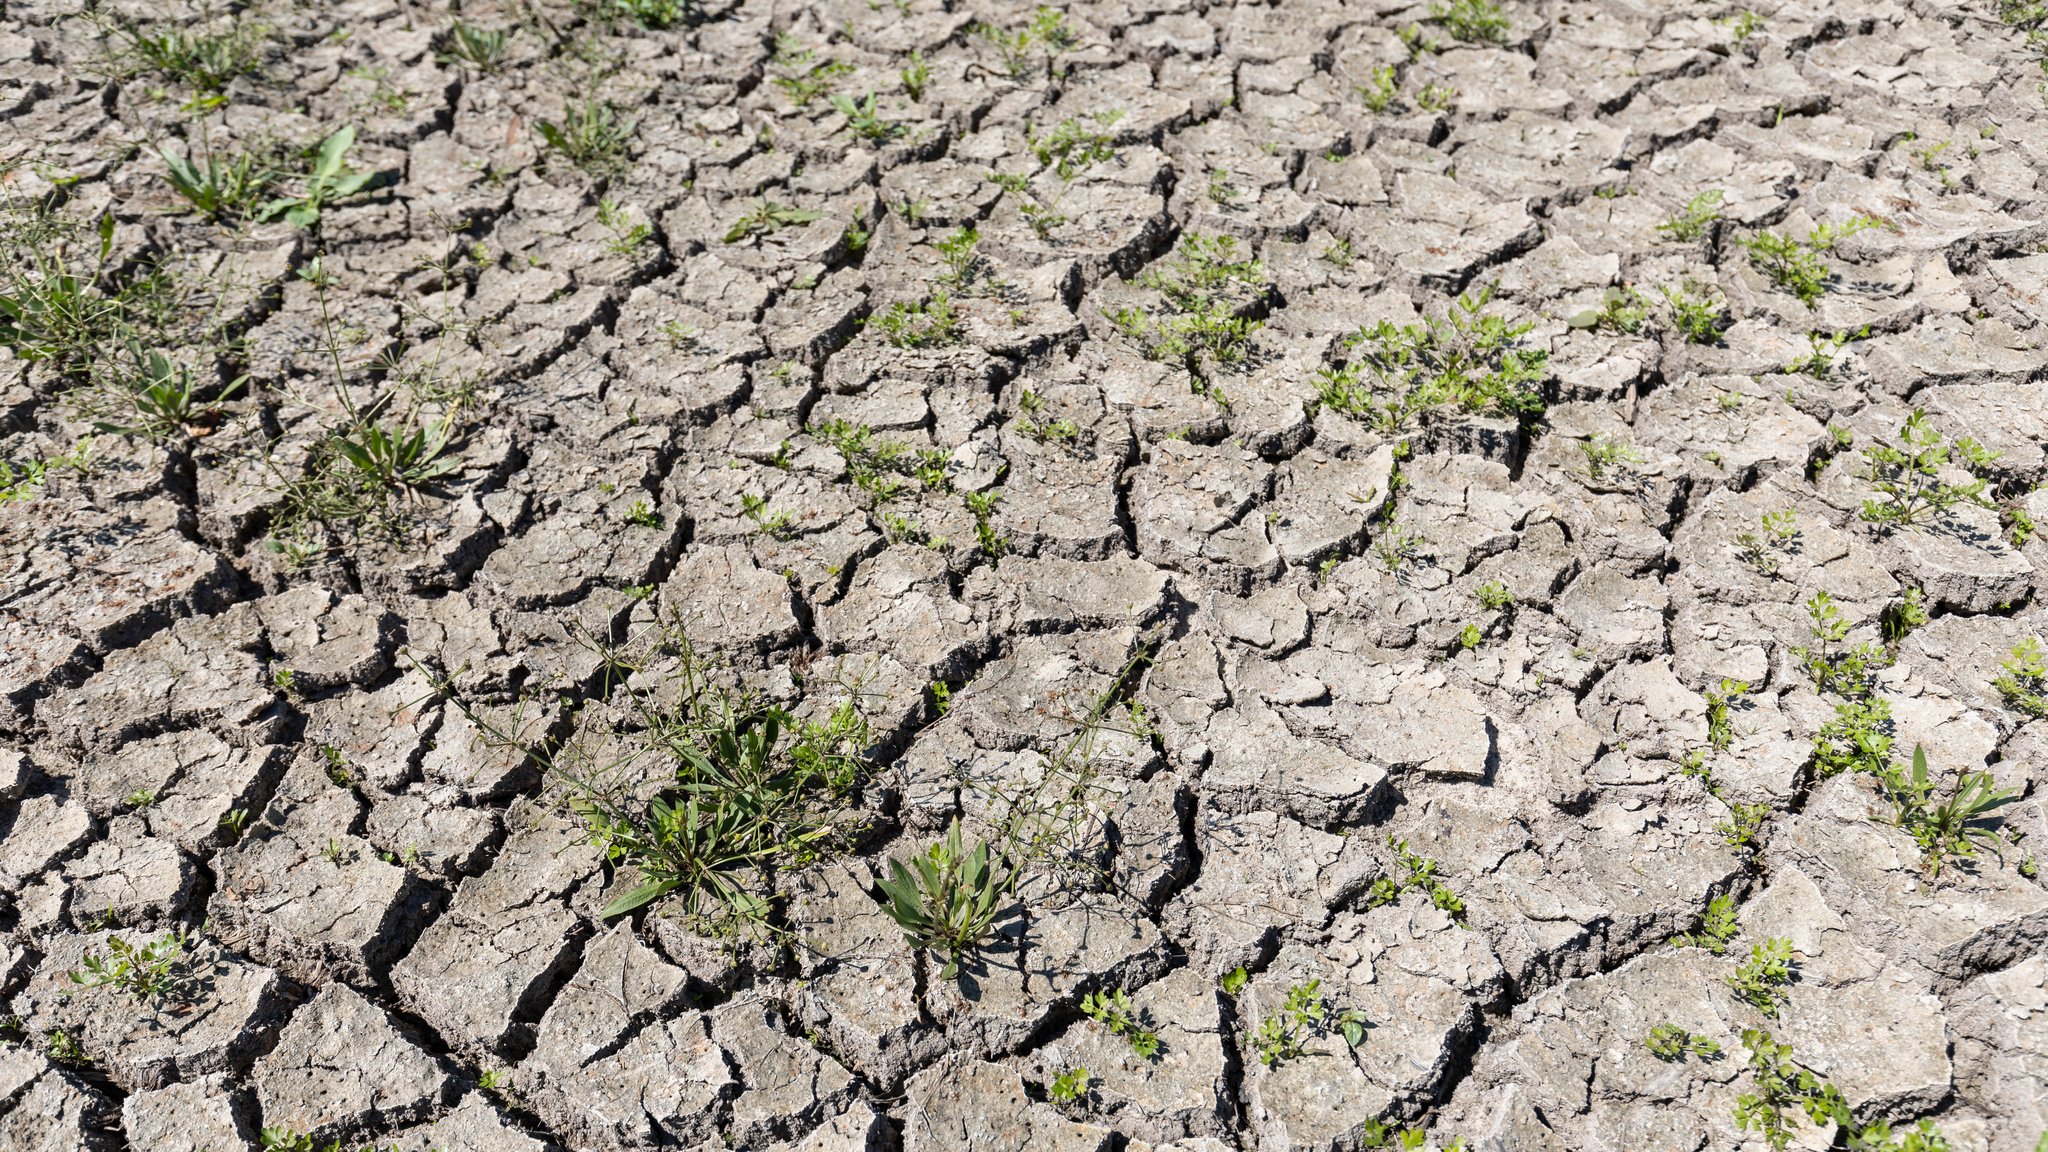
(4, 0, 2048, 1148)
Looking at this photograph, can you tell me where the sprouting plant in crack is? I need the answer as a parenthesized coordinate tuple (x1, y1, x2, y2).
(1728, 936, 1795, 1017)
(1660, 278, 1727, 343)
(868, 292, 961, 348)
(1857, 409, 1999, 531)
(877, 816, 1013, 979)
(1567, 286, 1651, 334)
(1316, 287, 1546, 432)
(1704, 677, 1748, 752)
(331, 415, 459, 493)
(437, 20, 509, 71)
(830, 91, 900, 142)
(1656, 189, 1723, 242)
(161, 146, 274, 222)
(1080, 988, 1162, 1058)
(1113, 232, 1269, 368)
(1645, 1022, 1723, 1062)
(1995, 637, 2048, 718)
(1363, 836, 1467, 922)
(1431, 0, 1509, 42)
(67, 929, 193, 1002)
(1048, 1065, 1091, 1104)
(422, 632, 873, 936)
(1734, 1030, 1843, 1151)
(740, 493, 798, 540)
(965, 488, 1007, 558)
(724, 199, 823, 244)
(1673, 893, 1740, 953)
(538, 100, 636, 179)
(597, 198, 652, 256)
(1881, 744, 2020, 880)
(1741, 214, 1883, 307)
(1579, 433, 1644, 482)
(1244, 979, 1368, 1068)
(1718, 800, 1770, 854)
(770, 34, 853, 105)
(1790, 590, 1887, 698)
(255, 126, 375, 228)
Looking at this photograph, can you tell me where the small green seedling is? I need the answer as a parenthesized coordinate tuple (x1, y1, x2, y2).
(1660, 279, 1726, 343)
(1080, 988, 1162, 1059)
(1048, 1065, 1090, 1104)
(438, 21, 510, 71)
(1728, 937, 1795, 1017)
(256, 126, 374, 227)
(1645, 1022, 1723, 1061)
(725, 199, 823, 244)
(1430, 0, 1508, 42)
(1656, 189, 1723, 242)
(1357, 65, 1399, 113)
(1245, 979, 1368, 1068)
(1995, 637, 2048, 718)
(1674, 893, 1740, 953)
(1580, 434, 1644, 481)
(597, 199, 652, 255)
(537, 101, 635, 178)
(161, 149, 272, 221)
(830, 92, 898, 141)
(1885, 744, 2019, 879)
(68, 929, 191, 1002)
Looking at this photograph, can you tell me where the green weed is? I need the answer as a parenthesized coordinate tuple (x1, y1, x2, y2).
(724, 199, 822, 244)
(255, 126, 374, 228)
(1245, 979, 1367, 1068)
(1735, 1030, 1849, 1152)
(612, 0, 689, 29)
(1080, 988, 1162, 1058)
(160, 149, 273, 221)
(1857, 409, 1998, 530)
(1567, 286, 1651, 334)
(1994, 637, 2048, 717)
(550, 643, 872, 928)
(1123, 233, 1269, 366)
(901, 50, 930, 100)
(437, 21, 509, 71)
(1315, 287, 1546, 431)
(1728, 937, 1795, 1017)
(1356, 65, 1399, 113)
(1792, 590, 1887, 697)
(770, 35, 852, 105)
(0, 440, 94, 503)
(878, 816, 1012, 979)
(118, 20, 265, 93)
(538, 101, 635, 178)
(830, 92, 899, 142)
(67, 929, 192, 1002)
(1674, 892, 1740, 953)
(1048, 1065, 1091, 1104)
(1656, 190, 1724, 242)
(1660, 278, 1727, 343)
(1431, 0, 1509, 42)
(1365, 836, 1467, 922)
(1882, 744, 2019, 879)
(1742, 215, 1882, 307)
(868, 292, 961, 348)
(1414, 82, 1458, 112)
(597, 199, 652, 255)
(1579, 433, 1644, 481)
(1645, 1022, 1722, 1061)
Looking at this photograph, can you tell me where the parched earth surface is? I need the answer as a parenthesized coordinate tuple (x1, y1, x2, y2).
(4, 0, 2048, 1148)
